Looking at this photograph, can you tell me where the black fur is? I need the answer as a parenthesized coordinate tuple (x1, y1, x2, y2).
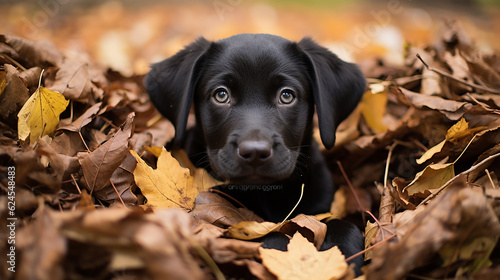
(145, 34, 366, 273)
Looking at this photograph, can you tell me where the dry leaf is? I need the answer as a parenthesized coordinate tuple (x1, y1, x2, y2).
(417, 118, 486, 164)
(17, 80, 69, 146)
(190, 191, 263, 227)
(131, 146, 198, 210)
(19, 67, 43, 88)
(57, 102, 102, 132)
(227, 221, 278, 240)
(395, 87, 472, 120)
(0, 64, 29, 127)
(0, 34, 63, 67)
(106, 152, 139, 205)
(259, 232, 351, 280)
(403, 161, 455, 196)
(367, 179, 500, 280)
(280, 214, 327, 249)
(207, 238, 261, 264)
(171, 149, 225, 191)
(361, 83, 388, 133)
(0, 70, 5, 95)
(17, 206, 66, 280)
(48, 54, 104, 102)
(78, 113, 134, 197)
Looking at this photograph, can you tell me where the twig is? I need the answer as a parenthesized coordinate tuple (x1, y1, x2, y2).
(485, 169, 496, 189)
(337, 161, 366, 225)
(79, 131, 91, 152)
(384, 142, 398, 190)
(71, 174, 82, 194)
(0, 54, 26, 71)
(416, 53, 500, 94)
(109, 180, 126, 206)
(345, 233, 397, 262)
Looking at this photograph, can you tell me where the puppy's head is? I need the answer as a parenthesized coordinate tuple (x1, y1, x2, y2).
(145, 34, 365, 184)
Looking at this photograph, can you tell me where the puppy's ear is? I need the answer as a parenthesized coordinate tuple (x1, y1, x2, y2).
(298, 38, 366, 149)
(144, 37, 211, 147)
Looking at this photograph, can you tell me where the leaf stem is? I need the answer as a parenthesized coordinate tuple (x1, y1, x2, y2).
(416, 53, 500, 94)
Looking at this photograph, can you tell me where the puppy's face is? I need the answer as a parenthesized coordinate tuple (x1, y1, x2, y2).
(145, 34, 366, 185)
(195, 35, 313, 183)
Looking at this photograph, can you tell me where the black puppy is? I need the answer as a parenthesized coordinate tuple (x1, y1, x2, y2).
(145, 34, 365, 272)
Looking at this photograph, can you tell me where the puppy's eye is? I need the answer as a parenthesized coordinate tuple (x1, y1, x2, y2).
(279, 89, 295, 105)
(213, 88, 230, 104)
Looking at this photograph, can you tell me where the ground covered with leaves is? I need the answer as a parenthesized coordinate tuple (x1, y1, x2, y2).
(1, 16, 500, 280)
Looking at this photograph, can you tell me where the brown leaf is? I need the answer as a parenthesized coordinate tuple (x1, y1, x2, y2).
(395, 86, 472, 120)
(107, 152, 139, 205)
(53, 206, 207, 279)
(78, 112, 134, 195)
(57, 102, 102, 132)
(134, 209, 207, 280)
(17, 206, 66, 280)
(0, 64, 29, 128)
(47, 54, 104, 103)
(366, 178, 500, 280)
(0, 34, 63, 68)
(190, 191, 263, 228)
(18, 66, 43, 88)
(36, 137, 80, 182)
(207, 238, 261, 264)
(280, 214, 327, 249)
(50, 129, 88, 157)
(10, 145, 62, 193)
(462, 51, 500, 87)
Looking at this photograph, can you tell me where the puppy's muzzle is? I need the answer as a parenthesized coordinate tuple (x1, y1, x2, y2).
(237, 140, 273, 166)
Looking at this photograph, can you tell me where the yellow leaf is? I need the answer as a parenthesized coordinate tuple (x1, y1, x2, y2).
(364, 221, 378, 261)
(131, 147, 198, 211)
(0, 71, 6, 96)
(227, 221, 278, 240)
(17, 85, 69, 145)
(361, 82, 388, 134)
(416, 118, 485, 164)
(145, 146, 163, 157)
(147, 148, 224, 192)
(416, 140, 445, 165)
(171, 149, 224, 192)
(259, 232, 350, 280)
(193, 168, 224, 192)
(403, 162, 455, 196)
(446, 117, 469, 140)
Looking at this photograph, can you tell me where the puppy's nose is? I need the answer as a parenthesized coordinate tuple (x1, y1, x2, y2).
(238, 140, 272, 164)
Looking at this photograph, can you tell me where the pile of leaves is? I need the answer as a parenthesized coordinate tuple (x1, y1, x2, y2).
(1, 20, 500, 279)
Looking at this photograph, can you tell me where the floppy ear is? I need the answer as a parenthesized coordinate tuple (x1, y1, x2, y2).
(298, 37, 366, 149)
(144, 37, 211, 148)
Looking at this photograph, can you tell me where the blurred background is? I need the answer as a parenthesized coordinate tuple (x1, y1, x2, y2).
(1, 0, 499, 76)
